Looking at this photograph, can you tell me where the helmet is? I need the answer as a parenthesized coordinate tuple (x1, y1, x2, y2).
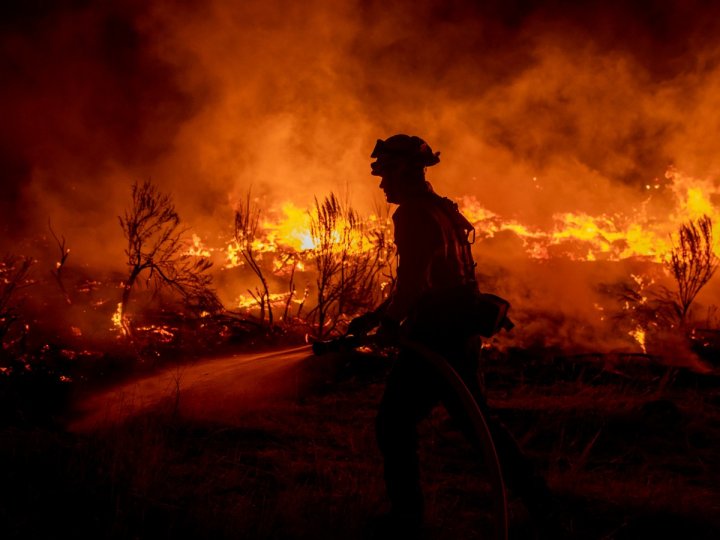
(370, 134, 440, 176)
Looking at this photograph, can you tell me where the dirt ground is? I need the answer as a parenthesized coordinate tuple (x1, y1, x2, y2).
(2, 345, 719, 539)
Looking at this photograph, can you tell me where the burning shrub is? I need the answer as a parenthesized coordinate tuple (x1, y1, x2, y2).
(224, 192, 394, 338)
(307, 194, 392, 338)
(118, 180, 221, 336)
(667, 215, 718, 324)
(234, 190, 275, 327)
(599, 216, 718, 359)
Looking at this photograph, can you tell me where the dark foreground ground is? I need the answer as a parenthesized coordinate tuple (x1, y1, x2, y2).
(1, 346, 719, 539)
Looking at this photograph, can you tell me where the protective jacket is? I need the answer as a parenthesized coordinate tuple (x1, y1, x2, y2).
(383, 185, 478, 336)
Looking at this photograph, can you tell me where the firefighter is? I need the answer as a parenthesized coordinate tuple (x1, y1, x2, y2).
(350, 134, 554, 536)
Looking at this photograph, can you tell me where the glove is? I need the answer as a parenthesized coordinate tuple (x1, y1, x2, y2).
(347, 311, 380, 336)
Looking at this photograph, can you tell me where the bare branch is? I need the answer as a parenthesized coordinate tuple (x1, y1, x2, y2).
(667, 215, 718, 324)
(118, 180, 221, 336)
(48, 219, 71, 304)
(234, 189, 274, 327)
(0, 255, 34, 342)
(307, 193, 393, 338)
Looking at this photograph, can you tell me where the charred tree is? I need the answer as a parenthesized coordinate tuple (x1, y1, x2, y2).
(279, 253, 299, 324)
(234, 191, 274, 327)
(48, 220, 71, 305)
(667, 215, 718, 324)
(118, 180, 221, 336)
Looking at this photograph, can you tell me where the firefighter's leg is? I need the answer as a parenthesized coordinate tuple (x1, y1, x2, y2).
(446, 348, 553, 515)
(376, 349, 438, 525)
(432, 349, 571, 537)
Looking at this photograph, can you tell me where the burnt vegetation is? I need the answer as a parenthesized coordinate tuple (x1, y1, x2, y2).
(233, 190, 275, 327)
(118, 179, 221, 336)
(48, 220, 71, 305)
(0, 255, 33, 355)
(667, 215, 719, 324)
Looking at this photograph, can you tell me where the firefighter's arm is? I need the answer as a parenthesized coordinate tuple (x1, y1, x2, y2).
(382, 205, 442, 324)
(347, 298, 390, 336)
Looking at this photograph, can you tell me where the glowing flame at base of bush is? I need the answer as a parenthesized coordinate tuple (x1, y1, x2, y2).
(628, 326, 648, 354)
(112, 302, 128, 336)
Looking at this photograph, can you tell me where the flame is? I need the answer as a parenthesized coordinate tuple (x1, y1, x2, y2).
(111, 302, 127, 335)
(135, 325, 176, 343)
(225, 203, 314, 269)
(187, 233, 212, 257)
(120, 167, 715, 355)
(225, 241, 243, 268)
(628, 326, 647, 354)
(223, 200, 389, 271)
(262, 202, 315, 251)
(235, 292, 297, 310)
(459, 169, 720, 262)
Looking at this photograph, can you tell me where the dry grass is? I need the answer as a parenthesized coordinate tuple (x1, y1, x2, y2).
(1, 348, 720, 539)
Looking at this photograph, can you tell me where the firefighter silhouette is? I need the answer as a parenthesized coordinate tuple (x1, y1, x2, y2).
(349, 134, 554, 536)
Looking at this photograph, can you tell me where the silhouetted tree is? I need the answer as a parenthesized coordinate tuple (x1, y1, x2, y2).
(307, 193, 390, 338)
(667, 215, 718, 324)
(279, 252, 299, 324)
(119, 180, 220, 335)
(48, 220, 71, 305)
(234, 190, 274, 327)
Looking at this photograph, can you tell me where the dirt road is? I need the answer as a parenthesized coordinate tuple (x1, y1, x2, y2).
(68, 345, 326, 432)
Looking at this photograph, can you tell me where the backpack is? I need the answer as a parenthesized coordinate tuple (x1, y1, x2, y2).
(434, 196, 515, 338)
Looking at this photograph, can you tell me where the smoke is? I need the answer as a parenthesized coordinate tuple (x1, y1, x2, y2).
(1, 0, 719, 349)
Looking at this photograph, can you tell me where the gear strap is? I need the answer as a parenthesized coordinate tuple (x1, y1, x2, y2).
(437, 196, 477, 281)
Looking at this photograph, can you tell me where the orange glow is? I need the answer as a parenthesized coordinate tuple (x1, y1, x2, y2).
(187, 234, 212, 257)
(6, 1, 720, 365)
(111, 302, 127, 335)
(235, 292, 296, 311)
(224, 200, 388, 272)
(458, 169, 719, 262)
(628, 326, 647, 354)
(135, 325, 176, 343)
(262, 203, 315, 251)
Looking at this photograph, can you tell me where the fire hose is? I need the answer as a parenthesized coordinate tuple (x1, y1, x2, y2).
(312, 333, 509, 540)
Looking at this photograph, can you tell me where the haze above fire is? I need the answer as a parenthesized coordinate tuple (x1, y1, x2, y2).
(1, 0, 719, 268)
